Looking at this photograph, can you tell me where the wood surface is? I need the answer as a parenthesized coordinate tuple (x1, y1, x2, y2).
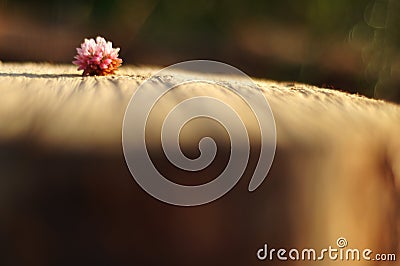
(0, 63, 399, 266)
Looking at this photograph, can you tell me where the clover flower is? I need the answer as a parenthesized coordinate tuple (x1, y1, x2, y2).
(73, 36, 122, 76)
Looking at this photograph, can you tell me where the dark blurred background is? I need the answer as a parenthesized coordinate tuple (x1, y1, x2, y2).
(1, 2, 400, 265)
(0, 0, 400, 102)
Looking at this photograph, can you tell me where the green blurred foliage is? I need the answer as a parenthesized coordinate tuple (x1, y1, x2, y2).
(1, 0, 399, 102)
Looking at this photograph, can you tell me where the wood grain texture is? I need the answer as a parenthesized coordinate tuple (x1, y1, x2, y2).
(0, 63, 399, 265)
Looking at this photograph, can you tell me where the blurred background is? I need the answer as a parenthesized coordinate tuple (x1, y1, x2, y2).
(0, 0, 400, 102)
(1, 1, 400, 265)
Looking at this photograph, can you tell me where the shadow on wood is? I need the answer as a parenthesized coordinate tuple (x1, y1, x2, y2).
(0, 63, 399, 265)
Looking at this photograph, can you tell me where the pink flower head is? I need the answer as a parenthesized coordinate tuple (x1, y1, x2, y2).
(73, 36, 122, 76)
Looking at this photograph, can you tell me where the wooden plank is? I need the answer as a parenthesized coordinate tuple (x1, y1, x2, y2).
(0, 63, 399, 265)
